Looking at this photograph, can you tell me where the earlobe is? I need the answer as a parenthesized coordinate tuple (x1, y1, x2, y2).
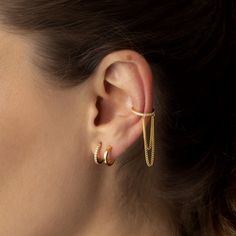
(88, 50, 155, 165)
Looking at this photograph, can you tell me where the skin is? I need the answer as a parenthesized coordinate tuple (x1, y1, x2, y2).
(0, 27, 171, 236)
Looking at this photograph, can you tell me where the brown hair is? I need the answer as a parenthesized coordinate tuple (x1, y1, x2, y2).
(0, 1, 235, 235)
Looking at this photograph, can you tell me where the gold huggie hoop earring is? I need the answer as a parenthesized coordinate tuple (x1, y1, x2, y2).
(94, 142, 104, 164)
(103, 145, 114, 166)
(131, 107, 155, 167)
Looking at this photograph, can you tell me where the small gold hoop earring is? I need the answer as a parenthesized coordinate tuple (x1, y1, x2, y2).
(94, 142, 104, 164)
(103, 145, 114, 166)
(131, 107, 155, 167)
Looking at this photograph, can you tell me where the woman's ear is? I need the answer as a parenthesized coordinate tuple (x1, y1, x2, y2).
(87, 49, 154, 163)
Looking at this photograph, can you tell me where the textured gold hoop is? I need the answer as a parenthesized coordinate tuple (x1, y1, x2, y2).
(94, 142, 104, 164)
(131, 107, 155, 167)
(103, 145, 114, 166)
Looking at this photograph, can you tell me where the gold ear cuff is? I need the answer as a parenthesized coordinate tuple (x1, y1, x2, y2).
(131, 107, 155, 167)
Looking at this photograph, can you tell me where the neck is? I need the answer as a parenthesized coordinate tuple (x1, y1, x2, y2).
(73, 165, 173, 236)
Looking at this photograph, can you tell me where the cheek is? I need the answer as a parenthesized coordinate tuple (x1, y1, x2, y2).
(0, 80, 43, 184)
(0, 74, 92, 234)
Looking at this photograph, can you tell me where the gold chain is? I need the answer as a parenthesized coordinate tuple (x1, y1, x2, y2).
(142, 115, 155, 167)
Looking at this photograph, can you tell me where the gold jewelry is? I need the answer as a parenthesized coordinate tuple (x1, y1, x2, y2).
(131, 107, 155, 167)
(94, 142, 104, 164)
(103, 145, 114, 166)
